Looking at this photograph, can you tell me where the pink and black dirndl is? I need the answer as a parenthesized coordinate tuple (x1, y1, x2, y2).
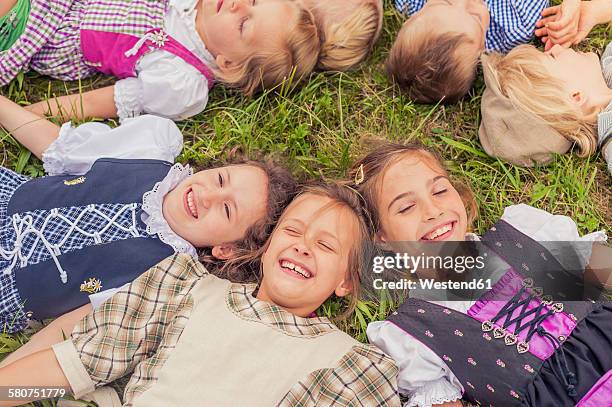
(0, 0, 214, 87)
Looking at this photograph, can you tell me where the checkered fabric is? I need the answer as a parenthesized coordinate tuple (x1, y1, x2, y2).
(69, 254, 400, 406)
(393, 0, 548, 53)
(0, 166, 153, 333)
(0, 0, 169, 84)
(0, 167, 32, 332)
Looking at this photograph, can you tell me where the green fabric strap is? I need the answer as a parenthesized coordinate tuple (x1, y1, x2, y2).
(0, 0, 31, 52)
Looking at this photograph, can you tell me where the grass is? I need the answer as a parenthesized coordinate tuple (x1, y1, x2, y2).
(0, 1, 610, 405)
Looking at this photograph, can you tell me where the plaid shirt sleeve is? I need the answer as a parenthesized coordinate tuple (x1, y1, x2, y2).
(55, 253, 204, 398)
(279, 343, 400, 407)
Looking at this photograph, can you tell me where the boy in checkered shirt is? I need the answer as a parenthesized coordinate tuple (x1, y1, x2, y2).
(387, 0, 550, 104)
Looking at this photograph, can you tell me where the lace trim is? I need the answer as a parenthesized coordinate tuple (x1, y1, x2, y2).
(141, 163, 197, 257)
(406, 380, 462, 407)
(1, 204, 140, 283)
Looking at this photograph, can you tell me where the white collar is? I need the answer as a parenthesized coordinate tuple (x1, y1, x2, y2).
(141, 163, 198, 257)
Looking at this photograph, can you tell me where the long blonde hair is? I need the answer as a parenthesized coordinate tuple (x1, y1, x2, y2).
(316, 1, 381, 71)
(216, 3, 320, 96)
(486, 45, 598, 156)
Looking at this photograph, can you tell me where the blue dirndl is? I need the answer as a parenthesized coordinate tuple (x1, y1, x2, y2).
(0, 166, 31, 332)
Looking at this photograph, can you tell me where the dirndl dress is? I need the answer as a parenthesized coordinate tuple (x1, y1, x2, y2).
(0, 167, 31, 332)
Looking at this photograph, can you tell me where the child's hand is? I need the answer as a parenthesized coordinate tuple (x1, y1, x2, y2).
(535, 0, 599, 50)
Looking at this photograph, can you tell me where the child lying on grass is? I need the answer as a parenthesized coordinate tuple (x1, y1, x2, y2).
(0, 95, 297, 333)
(479, 0, 612, 170)
(0, 0, 320, 122)
(387, 0, 549, 103)
(351, 142, 610, 407)
(0, 184, 400, 407)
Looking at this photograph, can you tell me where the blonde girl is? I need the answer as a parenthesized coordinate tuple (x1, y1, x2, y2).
(302, 0, 383, 71)
(351, 142, 610, 407)
(0, 0, 320, 122)
(0, 184, 400, 407)
(479, 1, 612, 171)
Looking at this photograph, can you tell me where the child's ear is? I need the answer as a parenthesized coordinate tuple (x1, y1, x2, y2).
(211, 244, 236, 260)
(215, 55, 234, 73)
(335, 279, 353, 298)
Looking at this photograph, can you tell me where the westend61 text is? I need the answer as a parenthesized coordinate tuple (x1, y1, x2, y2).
(373, 278, 493, 291)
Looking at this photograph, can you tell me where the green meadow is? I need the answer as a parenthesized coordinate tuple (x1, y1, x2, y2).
(0, 1, 610, 405)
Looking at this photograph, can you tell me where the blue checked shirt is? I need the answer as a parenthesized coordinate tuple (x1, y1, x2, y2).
(394, 0, 548, 53)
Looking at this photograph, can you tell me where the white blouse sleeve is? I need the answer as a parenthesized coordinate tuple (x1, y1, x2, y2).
(367, 321, 463, 407)
(42, 115, 184, 176)
(114, 51, 210, 121)
(501, 204, 608, 272)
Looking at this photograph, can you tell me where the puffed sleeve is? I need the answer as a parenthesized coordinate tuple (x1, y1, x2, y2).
(114, 52, 210, 121)
(367, 321, 463, 407)
(51, 254, 202, 398)
(501, 204, 608, 273)
(42, 115, 183, 176)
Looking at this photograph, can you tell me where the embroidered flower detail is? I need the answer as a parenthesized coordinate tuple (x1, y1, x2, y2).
(522, 263, 530, 271)
(150, 30, 169, 47)
(442, 355, 452, 363)
(425, 330, 434, 338)
(540, 252, 548, 261)
(442, 309, 452, 315)
(546, 273, 555, 280)
(482, 333, 492, 341)
(487, 384, 495, 392)
(524, 364, 535, 373)
(467, 357, 477, 366)
(515, 242, 523, 249)
(495, 241, 502, 247)
(454, 329, 464, 337)
(496, 359, 506, 368)
(466, 381, 475, 389)
(490, 227, 496, 231)
(417, 308, 426, 314)
(510, 390, 520, 399)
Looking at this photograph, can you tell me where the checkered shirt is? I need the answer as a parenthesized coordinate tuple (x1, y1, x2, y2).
(65, 254, 400, 406)
(393, 0, 548, 53)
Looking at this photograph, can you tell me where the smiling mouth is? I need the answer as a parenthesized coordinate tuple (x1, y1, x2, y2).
(184, 188, 198, 219)
(421, 221, 456, 241)
(216, 0, 223, 13)
(280, 259, 313, 279)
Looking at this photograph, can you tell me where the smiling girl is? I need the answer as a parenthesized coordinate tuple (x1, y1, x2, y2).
(351, 143, 610, 407)
(0, 0, 319, 121)
(0, 95, 297, 334)
(0, 184, 400, 407)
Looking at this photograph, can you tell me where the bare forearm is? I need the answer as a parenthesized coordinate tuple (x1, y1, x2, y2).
(591, 0, 612, 25)
(0, 96, 59, 159)
(0, 349, 70, 406)
(27, 85, 118, 122)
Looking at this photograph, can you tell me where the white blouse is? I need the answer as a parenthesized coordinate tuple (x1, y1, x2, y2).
(367, 204, 608, 407)
(114, 0, 216, 121)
